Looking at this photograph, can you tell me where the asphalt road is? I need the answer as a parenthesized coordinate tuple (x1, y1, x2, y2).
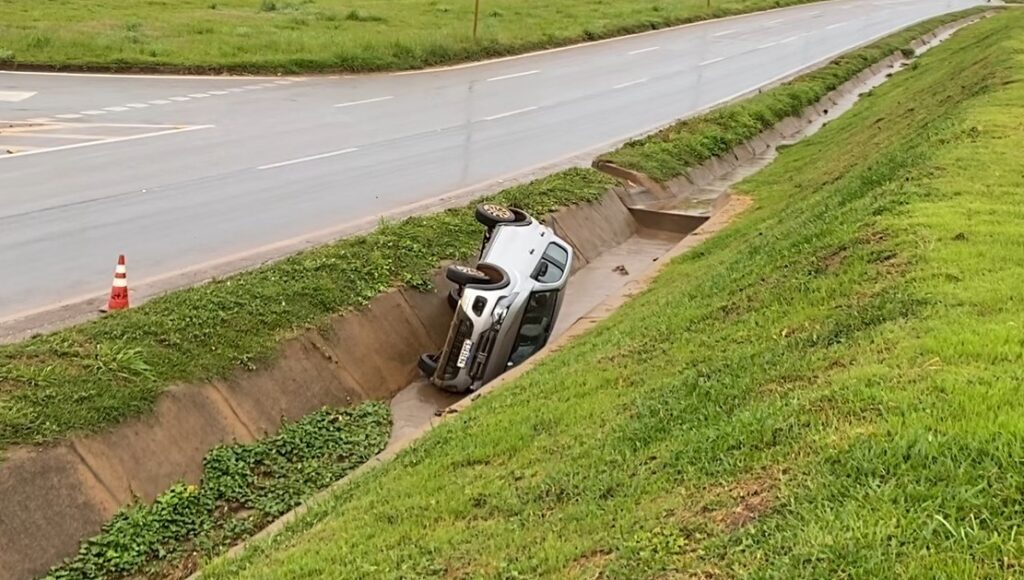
(0, 0, 980, 327)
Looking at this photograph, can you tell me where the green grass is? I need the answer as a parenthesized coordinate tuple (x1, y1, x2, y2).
(0, 169, 613, 454)
(48, 402, 391, 580)
(600, 9, 986, 182)
(5, 0, 831, 73)
(200, 10, 1024, 578)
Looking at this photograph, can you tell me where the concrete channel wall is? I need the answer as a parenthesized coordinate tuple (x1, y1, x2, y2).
(0, 188, 705, 580)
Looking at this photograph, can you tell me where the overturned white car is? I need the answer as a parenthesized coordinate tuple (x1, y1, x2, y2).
(418, 204, 573, 392)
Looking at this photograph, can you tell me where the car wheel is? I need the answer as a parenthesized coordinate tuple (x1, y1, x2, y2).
(474, 203, 517, 229)
(447, 287, 462, 310)
(445, 264, 491, 286)
(418, 353, 439, 377)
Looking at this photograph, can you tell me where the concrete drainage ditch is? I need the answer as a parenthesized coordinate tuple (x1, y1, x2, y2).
(0, 12, 989, 579)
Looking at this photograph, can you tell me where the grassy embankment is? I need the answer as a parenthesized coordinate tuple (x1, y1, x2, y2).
(5, 0, 830, 73)
(0, 9, 981, 458)
(201, 10, 1024, 578)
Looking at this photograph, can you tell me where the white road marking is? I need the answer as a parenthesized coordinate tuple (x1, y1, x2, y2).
(80, 110, 107, 115)
(169, 97, 191, 101)
(26, 118, 54, 123)
(258, 147, 359, 170)
(827, 22, 849, 29)
(699, 57, 726, 66)
(55, 113, 83, 119)
(187, 93, 211, 98)
(104, 106, 130, 111)
(780, 35, 800, 44)
(243, 85, 263, 89)
(125, 103, 148, 108)
(274, 80, 292, 85)
(0, 125, 214, 161)
(613, 78, 648, 89)
(628, 46, 660, 55)
(259, 83, 277, 88)
(712, 29, 736, 37)
(208, 90, 229, 95)
(767, 18, 785, 24)
(227, 87, 246, 92)
(486, 70, 540, 82)
(148, 100, 172, 105)
(807, 10, 823, 15)
(758, 41, 778, 49)
(482, 106, 538, 121)
(13, 133, 109, 140)
(0, 91, 37, 102)
(334, 96, 394, 108)
(0, 70, 288, 80)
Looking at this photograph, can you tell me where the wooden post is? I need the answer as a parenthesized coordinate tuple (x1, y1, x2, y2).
(473, 0, 481, 39)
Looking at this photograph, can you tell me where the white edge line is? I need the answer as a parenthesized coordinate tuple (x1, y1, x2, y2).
(486, 70, 540, 82)
(613, 78, 648, 89)
(0, 125, 214, 161)
(481, 106, 538, 121)
(627, 46, 661, 55)
(333, 96, 394, 108)
(258, 147, 359, 170)
(0, 70, 304, 81)
(699, 57, 726, 66)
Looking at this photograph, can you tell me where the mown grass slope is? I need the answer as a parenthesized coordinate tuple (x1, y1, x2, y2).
(203, 10, 1024, 578)
(4, 0, 822, 73)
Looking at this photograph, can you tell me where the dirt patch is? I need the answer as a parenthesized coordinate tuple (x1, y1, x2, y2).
(566, 549, 614, 578)
(707, 469, 783, 532)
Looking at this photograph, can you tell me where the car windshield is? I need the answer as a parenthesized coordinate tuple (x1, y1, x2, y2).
(508, 290, 558, 366)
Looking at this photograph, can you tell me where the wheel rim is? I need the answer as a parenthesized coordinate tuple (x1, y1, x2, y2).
(453, 265, 485, 277)
(482, 204, 514, 220)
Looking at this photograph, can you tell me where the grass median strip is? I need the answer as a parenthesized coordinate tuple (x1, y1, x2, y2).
(0, 168, 613, 454)
(4, 0, 826, 73)
(200, 10, 1024, 578)
(47, 402, 391, 580)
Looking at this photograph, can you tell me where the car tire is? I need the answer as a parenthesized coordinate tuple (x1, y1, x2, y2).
(445, 264, 491, 286)
(474, 203, 517, 229)
(447, 287, 462, 310)
(418, 353, 439, 377)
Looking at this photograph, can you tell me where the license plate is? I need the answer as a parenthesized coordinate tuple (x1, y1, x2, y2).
(456, 339, 473, 368)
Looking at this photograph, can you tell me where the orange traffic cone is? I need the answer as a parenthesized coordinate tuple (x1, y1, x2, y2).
(101, 255, 129, 312)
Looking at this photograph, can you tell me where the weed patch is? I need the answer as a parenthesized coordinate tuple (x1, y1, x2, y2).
(47, 402, 391, 579)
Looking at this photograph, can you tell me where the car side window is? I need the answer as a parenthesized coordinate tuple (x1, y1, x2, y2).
(533, 243, 568, 284)
(508, 290, 558, 366)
